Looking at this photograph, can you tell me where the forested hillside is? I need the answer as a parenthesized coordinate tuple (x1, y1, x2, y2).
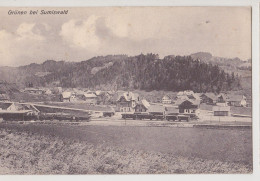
(0, 54, 243, 93)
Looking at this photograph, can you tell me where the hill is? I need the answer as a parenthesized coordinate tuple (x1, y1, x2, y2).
(0, 53, 248, 93)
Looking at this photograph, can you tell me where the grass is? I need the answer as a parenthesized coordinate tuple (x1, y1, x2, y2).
(0, 123, 252, 174)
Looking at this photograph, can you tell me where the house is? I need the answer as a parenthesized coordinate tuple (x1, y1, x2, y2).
(24, 88, 45, 95)
(177, 99, 199, 115)
(0, 102, 12, 110)
(44, 89, 52, 95)
(0, 94, 9, 102)
(61, 92, 72, 102)
(0, 102, 40, 121)
(177, 90, 199, 102)
(212, 106, 230, 116)
(227, 95, 247, 107)
(200, 93, 217, 105)
(162, 95, 172, 104)
(116, 92, 140, 112)
(135, 99, 150, 112)
(0, 102, 39, 113)
(84, 92, 97, 105)
(217, 93, 227, 103)
(165, 106, 179, 115)
(147, 105, 165, 115)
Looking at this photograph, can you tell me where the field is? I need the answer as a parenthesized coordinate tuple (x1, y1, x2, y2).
(0, 123, 252, 174)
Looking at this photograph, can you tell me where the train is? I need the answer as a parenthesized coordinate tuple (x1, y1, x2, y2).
(121, 112, 195, 122)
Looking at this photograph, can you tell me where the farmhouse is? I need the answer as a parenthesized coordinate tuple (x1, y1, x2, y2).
(162, 95, 172, 104)
(116, 92, 140, 112)
(61, 92, 72, 102)
(177, 99, 199, 115)
(227, 95, 247, 107)
(212, 106, 230, 116)
(200, 93, 217, 104)
(84, 92, 97, 105)
(135, 99, 150, 112)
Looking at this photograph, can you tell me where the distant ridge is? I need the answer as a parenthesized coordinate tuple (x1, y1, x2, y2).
(0, 53, 249, 93)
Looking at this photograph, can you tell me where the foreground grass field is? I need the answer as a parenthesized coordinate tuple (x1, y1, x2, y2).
(0, 123, 252, 174)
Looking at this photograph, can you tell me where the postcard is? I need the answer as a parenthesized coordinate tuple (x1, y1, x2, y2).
(0, 6, 252, 174)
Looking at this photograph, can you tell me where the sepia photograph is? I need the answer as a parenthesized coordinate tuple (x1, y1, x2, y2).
(0, 6, 252, 174)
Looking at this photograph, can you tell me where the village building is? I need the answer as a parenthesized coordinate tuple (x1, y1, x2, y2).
(147, 104, 165, 116)
(217, 93, 227, 103)
(0, 93, 9, 102)
(200, 93, 217, 105)
(0, 102, 39, 113)
(44, 89, 52, 95)
(116, 92, 140, 112)
(135, 99, 150, 112)
(84, 92, 97, 105)
(227, 95, 247, 107)
(24, 88, 45, 95)
(176, 99, 200, 116)
(212, 106, 230, 116)
(0, 102, 12, 110)
(162, 95, 172, 104)
(165, 106, 179, 115)
(60, 92, 72, 102)
(0, 102, 40, 121)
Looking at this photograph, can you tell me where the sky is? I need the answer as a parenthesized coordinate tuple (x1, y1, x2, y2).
(0, 7, 251, 66)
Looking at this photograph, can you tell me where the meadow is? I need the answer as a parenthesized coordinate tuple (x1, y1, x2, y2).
(0, 123, 252, 174)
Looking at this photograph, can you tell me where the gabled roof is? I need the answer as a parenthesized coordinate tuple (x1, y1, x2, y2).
(227, 95, 245, 102)
(117, 92, 139, 101)
(0, 102, 12, 110)
(62, 92, 72, 99)
(162, 95, 171, 100)
(175, 98, 200, 106)
(201, 93, 218, 101)
(218, 93, 228, 100)
(141, 99, 150, 109)
(84, 93, 97, 98)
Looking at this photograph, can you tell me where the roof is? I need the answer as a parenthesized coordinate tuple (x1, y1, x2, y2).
(141, 99, 150, 109)
(0, 110, 32, 114)
(62, 92, 72, 99)
(227, 94, 244, 102)
(84, 93, 97, 98)
(117, 92, 139, 101)
(0, 102, 12, 110)
(165, 106, 179, 114)
(175, 99, 200, 106)
(147, 105, 165, 113)
(201, 93, 218, 101)
(177, 91, 184, 96)
(212, 106, 230, 112)
(162, 95, 171, 100)
(217, 93, 228, 101)
(95, 90, 102, 96)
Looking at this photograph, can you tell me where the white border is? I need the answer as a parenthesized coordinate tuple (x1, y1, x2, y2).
(0, 0, 259, 181)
